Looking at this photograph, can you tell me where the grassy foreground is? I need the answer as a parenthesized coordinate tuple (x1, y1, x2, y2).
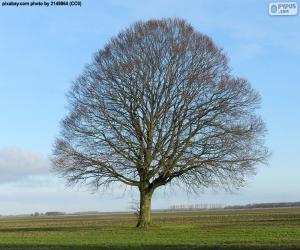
(0, 208, 300, 249)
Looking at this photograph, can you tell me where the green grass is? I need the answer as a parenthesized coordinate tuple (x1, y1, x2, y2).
(0, 208, 300, 249)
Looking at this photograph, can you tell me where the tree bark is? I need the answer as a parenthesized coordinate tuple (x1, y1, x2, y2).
(136, 188, 153, 228)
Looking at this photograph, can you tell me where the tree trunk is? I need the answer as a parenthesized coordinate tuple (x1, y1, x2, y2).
(136, 188, 153, 228)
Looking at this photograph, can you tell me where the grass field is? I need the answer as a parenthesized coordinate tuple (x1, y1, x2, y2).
(0, 208, 300, 250)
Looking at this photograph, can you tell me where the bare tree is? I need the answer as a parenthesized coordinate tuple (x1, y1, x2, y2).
(52, 18, 269, 228)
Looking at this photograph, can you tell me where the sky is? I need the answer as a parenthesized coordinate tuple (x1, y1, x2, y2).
(0, 0, 299, 215)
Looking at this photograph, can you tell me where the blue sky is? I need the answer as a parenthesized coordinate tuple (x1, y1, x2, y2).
(0, 0, 299, 215)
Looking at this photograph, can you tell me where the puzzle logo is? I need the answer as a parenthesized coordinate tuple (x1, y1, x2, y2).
(269, 2, 298, 15)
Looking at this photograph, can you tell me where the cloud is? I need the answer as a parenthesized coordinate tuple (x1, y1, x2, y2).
(0, 147, 52, 183)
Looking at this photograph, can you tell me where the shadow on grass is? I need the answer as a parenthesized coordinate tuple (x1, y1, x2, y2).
(0, 244, 298, 250)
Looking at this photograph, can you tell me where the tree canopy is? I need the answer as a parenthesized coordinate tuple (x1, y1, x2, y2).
(52, 18, 269, 228)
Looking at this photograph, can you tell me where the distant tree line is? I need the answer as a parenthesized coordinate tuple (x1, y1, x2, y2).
(168, 203, 224, 210)
(31, 211, 66, 216)
(224, 202, 300, 209)
(166, 201, 300, 211)
(30, 211, 106, 217)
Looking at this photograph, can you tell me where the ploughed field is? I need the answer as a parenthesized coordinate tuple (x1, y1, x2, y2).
(0, 208, 300, 249)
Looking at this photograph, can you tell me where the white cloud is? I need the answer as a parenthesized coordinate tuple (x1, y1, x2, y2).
(0, 147, 51, 183)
